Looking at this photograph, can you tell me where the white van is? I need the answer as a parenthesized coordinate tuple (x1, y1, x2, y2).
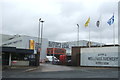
(46, 56, 59, 63)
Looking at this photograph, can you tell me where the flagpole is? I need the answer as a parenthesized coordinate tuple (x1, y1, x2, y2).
(77, 24, 79, 46)
(113, 24, 115, 46)
(100, 23, 102, 47)
(107, 13, 115, 46)
(85, 17, 90, 47)
(89, 20, 91, 48)
(113, 15, 115, 46)
(100, 15, 102, 47)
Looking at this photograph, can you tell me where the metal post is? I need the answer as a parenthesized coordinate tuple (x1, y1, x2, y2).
(36, 18, 41, 66)
(113, 14, 115, 46)
(40, 20, 44, 62)
(38, 18, 41, 46)
(89, 22, 91, 48)
(77, 24, 79, 46)
(99, 15, 102, 47)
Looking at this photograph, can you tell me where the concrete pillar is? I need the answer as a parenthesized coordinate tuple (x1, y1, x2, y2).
(9, 53, 11, 66)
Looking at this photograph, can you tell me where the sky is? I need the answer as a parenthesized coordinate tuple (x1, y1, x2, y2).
(1, 0, 120, 44)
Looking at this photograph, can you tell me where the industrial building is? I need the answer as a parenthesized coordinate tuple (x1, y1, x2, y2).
(1, 34, 104, 66)
(61, 40, 104, 55)
(48, 40, 104, 55)
(1, 34, 48, 62)
(1, 34, 103, 55)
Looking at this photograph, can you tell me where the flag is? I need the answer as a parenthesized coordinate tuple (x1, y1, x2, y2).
(96, 20, 100, 27)
(85, 17, 90, 27)
(107, 14, 114, 26)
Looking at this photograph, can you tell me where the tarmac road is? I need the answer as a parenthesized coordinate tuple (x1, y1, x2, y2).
(2, 63, 119, 78)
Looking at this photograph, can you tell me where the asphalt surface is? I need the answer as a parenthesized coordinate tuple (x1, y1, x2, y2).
(2, 63, 120, 78)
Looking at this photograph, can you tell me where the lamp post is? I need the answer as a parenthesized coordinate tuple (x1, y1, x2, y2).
(40, 20, 44, 49)
(38, 18, 41, 47)
(36, 18, 41, 66)
(40, 20, 44, 62)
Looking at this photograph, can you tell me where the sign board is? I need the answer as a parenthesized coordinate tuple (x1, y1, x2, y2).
(29, 40, 35, 50)
(48, 41, 61, 48)
(81, 47, 119, 67)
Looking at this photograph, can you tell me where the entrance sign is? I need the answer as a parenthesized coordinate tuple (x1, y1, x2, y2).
(81, 47, 119, 67)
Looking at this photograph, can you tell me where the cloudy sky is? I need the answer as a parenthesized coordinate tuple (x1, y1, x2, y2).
(1, 0, 120, 44)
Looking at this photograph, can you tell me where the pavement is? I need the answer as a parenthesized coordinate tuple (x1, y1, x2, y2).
(2, 63, 119, 78)
(3, 63, 119, 72)
(7, 63, 76, 72)
(33, 63, 76, 72)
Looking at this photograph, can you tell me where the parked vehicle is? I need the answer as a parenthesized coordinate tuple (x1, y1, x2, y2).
(47, 48, 66, 55)
(59, 55, 66, 64)
(46, 56, 59, 64)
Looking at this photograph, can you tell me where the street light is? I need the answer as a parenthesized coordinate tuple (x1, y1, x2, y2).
(36, 18, 41, 66)
(38, 18, 41, 47)
(40, 20, 44, 49)
(40, 20, 44, 62)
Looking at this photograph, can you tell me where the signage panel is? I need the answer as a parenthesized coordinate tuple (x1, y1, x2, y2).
(29, 40, 35, 50)
(81, 47, 119, 67)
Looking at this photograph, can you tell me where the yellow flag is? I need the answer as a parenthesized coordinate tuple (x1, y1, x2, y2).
(84, 17, 90, 27)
